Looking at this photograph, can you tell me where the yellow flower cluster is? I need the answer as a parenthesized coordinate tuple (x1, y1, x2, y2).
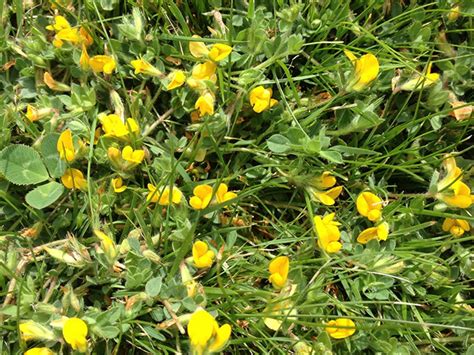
(187, 36, 232, 117)
(265, 257, 355, 340)
(436, 155, 474, 209)
(146, 184, 183, 205)
(47, 15, 115, 75)
(57, 129, 84, 162)
(189, 183, 237, 210)
(46, 15, 92, 49)
(434, 155, 473, 238)
(356, 191, 389, 244)
(309, 171, 343, 206)
(108, 145, 145, 170)
(100, 114, 139, 139)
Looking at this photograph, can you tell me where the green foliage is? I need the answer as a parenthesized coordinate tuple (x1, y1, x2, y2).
(0, 0, 473, 354)
(25, 181, 64, 209)
(0, 144, 49, 185)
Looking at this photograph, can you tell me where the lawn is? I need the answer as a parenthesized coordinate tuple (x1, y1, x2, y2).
(0, 0, 473, 354)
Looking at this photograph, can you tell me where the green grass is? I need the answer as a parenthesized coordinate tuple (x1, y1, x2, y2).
(0, 0, 473, 354)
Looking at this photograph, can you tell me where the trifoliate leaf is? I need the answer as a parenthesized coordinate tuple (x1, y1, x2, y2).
(0, 144, 49, 185)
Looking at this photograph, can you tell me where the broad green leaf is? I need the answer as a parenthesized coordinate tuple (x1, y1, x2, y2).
(267, 134, 291, 153)
(320, 150, 343, 164)
(0, 145, 49, 185)
(25, 182, 64, 209)
(145, 277, 163, 297)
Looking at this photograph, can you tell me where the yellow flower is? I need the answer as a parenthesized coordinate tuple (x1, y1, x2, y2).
(166, 70, 186, 90)
(24, 348, 55, 355)
(437, 156, 462, 191)
(189, 183, 237, 209)
(19, 321, 55, 342)
(54, 27, 81, 47)
(79, 27, 94, 47)
(313, 171, 337, 189)
(79, 45, 90, 70)
(63, 317, 88, 353)
(208, 43, 232, 62)
(195, 92, 215, 117)
(94, 230, 118, 261)
(57, 129, 76, 162)
(442, 218, 470, 238)
(314, 213, 342, 253)
(215, 183, 237, 204)
(43, 72, 70, 91)
(448, 5, 461, 22)
(107, 147, 121, 167)
(111, 177, 127, 193)
(26, 105, 39, 122)
(131, 58, 163, 76)
(312, 186, 343, 206)
(344, 49, 379, 91)
(100, 114, 139, 138)
(399, 62, 439, 91)
(190, 184, 213, 210)
(309, 172, 343, 206)
(268, 256, 289, 289)
(325, 318, 356, 339)
(187, 309, 231, 354)
(192, 240, 215, 268)
(147, 184, 183, 205)
(61, 168, 87, 190)
(357, 222, 389, 244)
(439, 181, 473, 209)
(46, 15, 71, 32)
(187, 61, 217, 90)
(26, 105, 52, 122)
(356, 192, 383, 221)
(189, 35, 210, 58)
(249, 86, 278, 113)
(89, 55, 116, 74)
(122, 145, 145, 165)
(436, 156, 473, 209)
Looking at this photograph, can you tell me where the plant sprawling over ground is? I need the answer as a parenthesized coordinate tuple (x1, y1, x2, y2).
(0, 0, 473, 354)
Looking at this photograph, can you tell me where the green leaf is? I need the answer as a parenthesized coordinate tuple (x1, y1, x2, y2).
(96, 325, 120, 339)
(0, 145, 49, 185)
(25, 182, 64, 209)
(145, 277, 163, 297)
(41, 134, 66, 178)
(143, 326, 166, 341)
(267, 134, 291, 153)
(319, 150, 343, 164)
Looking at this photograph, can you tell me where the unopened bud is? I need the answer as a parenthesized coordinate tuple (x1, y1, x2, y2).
(142, 250, 161, 264)
(110, 90, 125, 122)
(44, 247, 86, 268)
